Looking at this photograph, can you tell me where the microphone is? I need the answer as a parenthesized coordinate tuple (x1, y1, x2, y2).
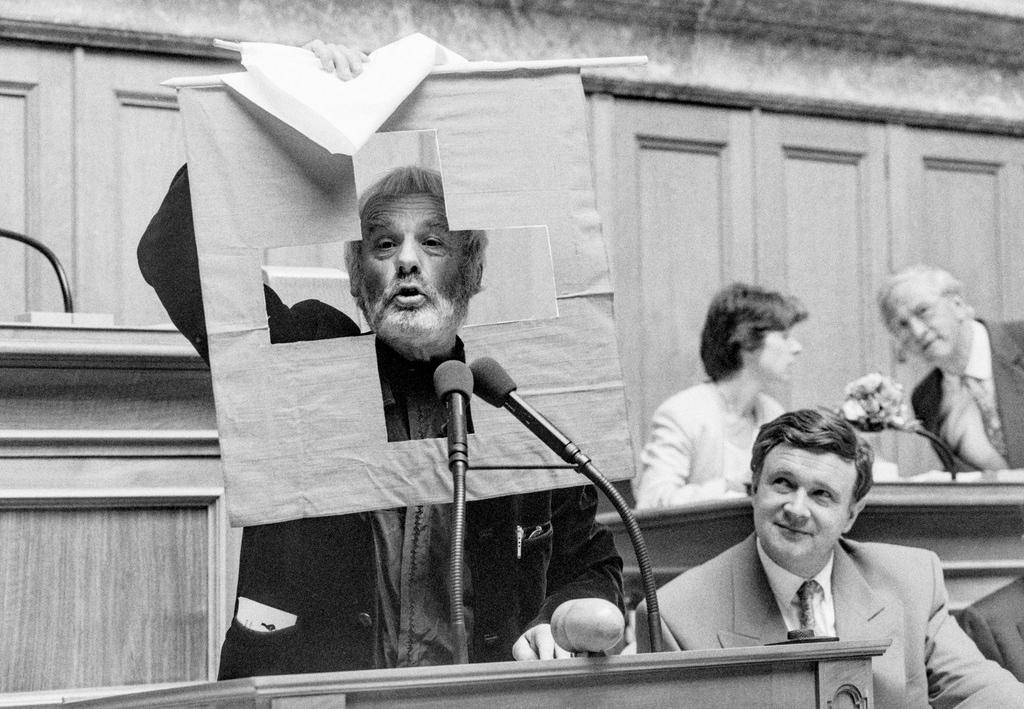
(469, 357, 584, 466)
(550, 598, 624, 654)
(433, 360, 474, 473)
(433, 359, 474, 666)
(468, 356, 665, 653)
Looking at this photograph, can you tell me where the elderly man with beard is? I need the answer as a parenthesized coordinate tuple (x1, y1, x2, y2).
(137, 53, 622, 675)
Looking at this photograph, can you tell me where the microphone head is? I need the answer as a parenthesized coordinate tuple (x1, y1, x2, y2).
(550, 598, 624, 653)
(468, 357, 517, 408)
(433, 360, 474, 400)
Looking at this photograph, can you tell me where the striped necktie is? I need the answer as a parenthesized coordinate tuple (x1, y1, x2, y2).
(796, 579, 821, 632)
(962, 375, 1008, 458)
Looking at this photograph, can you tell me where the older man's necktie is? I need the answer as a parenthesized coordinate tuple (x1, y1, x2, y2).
(962, 375, 1008, 458)
(796, 579, 821, 633)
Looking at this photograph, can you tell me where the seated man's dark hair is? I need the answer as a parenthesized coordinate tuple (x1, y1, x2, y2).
(750, 408, 874, 503)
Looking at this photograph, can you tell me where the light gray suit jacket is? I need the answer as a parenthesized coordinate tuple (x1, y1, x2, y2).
(637, 535, 1024, 708)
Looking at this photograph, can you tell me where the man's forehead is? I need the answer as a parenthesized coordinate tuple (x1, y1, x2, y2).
(763, 444, 857, 490)
(360, 193, 448, 229)
(891, 276, 944, 308)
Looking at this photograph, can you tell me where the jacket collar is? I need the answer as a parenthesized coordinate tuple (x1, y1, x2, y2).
(717, 536, 891, 646)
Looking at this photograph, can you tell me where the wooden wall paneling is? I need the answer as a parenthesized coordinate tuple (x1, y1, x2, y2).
(0, 483, 223, 693)
(73, 49, 235, 327)
(0, 43, 73, 319)
(609, 99, 754, 467)
(752, 113, 890, 423)
(892, 127, 1024, 320)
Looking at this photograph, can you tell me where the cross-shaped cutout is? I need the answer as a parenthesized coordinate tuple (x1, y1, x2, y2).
(262, 129, 558, 333)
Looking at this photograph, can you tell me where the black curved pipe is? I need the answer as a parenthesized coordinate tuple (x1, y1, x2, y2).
(0, 227, 74, 313)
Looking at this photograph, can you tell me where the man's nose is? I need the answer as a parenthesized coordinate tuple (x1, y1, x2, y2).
(907, 316, 929, 340)
(396, 237, 421, 273)
(783, 489, 810, 519)
(791, 337, 802, 355)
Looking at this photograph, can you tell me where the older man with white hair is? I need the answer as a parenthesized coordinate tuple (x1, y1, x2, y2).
(877, 265, 1024, 471)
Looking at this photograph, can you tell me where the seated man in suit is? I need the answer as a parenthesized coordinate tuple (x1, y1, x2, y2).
(877, 265, 1024, 471)
(959, 501, 1024, 681)
(960, 577, 1024, 682)
(637, 409, 1024, 707)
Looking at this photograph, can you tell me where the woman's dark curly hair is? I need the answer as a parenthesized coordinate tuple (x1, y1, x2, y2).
(700, 282, 808, 382)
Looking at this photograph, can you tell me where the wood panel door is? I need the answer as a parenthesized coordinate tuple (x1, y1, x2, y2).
(597, 99, 755, 463)
(75, 50, 234, 326)
(753, 113, 890, 414)
(0, 43, 73, 319)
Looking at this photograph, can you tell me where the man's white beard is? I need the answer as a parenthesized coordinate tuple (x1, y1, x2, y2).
(365, 279, 469, 357)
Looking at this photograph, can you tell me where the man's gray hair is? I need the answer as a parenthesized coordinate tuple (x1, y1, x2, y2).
(877, 264, 970, 332)
(345, 166, 487, 317)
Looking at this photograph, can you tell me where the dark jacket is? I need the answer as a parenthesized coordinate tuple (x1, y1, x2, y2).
(912, 320, 1024, 470)
(138, 165, 623, 678)
(959, 577, 1024, 682)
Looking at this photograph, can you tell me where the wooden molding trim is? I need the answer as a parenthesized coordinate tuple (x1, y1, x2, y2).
(0, 16, 234, 58)
(582, 76, 1024, 138)
(0, 340, 207, 369)
(0, 429, 220, 457)
(0, 486, 222, 508)
(943, 560, 1024, 577)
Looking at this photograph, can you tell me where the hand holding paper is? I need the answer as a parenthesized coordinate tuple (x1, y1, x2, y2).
(222, 33, 467, 155)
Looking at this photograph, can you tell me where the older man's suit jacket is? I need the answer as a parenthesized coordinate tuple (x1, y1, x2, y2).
(636, 535, 1024, 708)
(959, 577, 1024, 682)
(912, 320, 1024, 470)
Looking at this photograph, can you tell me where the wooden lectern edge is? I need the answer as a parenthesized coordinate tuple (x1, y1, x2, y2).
(54, 641, 889, 707)
(239, 640, 893, 692)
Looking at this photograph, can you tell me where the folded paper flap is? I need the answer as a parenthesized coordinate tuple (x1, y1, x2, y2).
(224, 33, 464, 155)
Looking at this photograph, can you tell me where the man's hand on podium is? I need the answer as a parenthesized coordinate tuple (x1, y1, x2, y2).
(512, 599, 624, 660)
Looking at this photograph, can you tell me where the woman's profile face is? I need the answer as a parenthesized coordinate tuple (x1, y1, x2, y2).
(751, 329, 802, 383)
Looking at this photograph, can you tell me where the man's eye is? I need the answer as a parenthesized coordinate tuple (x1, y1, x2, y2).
(373, 238, 397, 250)
(813, 490, 835, 502)
(771, 478, 794, 491)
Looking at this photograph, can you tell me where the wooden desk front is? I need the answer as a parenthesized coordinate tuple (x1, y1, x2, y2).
(59, 641, 888, 709)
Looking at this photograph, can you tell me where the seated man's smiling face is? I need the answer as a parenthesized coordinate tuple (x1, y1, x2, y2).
(752, 444, 865, 579)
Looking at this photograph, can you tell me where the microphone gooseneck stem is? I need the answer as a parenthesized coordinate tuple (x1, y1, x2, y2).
(449, 456, 468, 664)
(505, 391, 663, 653)
(446, 392, 470, 665)
(567, 450, 664, 655)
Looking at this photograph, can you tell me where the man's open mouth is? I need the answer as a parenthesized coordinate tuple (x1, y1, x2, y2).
(391, 284, 427, 308)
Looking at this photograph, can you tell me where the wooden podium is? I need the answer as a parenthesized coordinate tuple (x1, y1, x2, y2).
(65, 641, 888, 709)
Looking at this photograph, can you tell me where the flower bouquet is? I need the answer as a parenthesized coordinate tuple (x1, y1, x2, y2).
(841, 372, 910, 433)
(840, 372, 959, 475)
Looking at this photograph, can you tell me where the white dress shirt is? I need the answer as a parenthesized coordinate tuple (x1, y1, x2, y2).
(757, 538, 836, 636)
(939, 321, 1009, 471)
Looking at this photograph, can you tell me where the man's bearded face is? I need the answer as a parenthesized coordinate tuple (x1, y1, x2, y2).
(357, 193, 473, 354)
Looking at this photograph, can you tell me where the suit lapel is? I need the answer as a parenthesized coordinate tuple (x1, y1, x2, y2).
(832, 541, 905, 708)
(718, 536, 787, 647)
(987, 322, 1024, 468)
(832, 544, 887, 637)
